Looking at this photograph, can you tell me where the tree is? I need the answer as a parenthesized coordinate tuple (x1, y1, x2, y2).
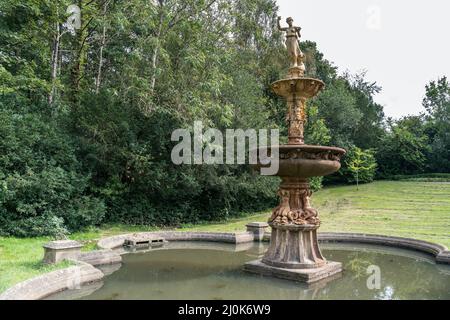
(312, 77, 362, 148)
(345, 71, 385, 149)
(422, 76, 450, 172)
(345, 147, 377, 189)
(376, 117, 430, 177)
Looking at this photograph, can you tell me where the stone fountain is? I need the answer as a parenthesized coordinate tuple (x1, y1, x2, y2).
(244, 17, 346, 284)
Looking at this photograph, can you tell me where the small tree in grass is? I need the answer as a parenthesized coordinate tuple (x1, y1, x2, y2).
(345, 147, 377, 190)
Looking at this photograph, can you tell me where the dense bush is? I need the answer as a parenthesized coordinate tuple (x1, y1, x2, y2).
(106, 170, 278, 226)
(73, 101, 279, 226)
(0, 110, 105, 237)
(375, 118, 429, 177)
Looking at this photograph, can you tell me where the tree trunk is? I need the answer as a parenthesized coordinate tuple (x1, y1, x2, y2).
(95, 24, 106, 93)
(356, 171, 359, 190)
(150, 0, 164, 94)
(69, 0, 90, 107)
(49, 22, 61, 105)
(95, 2, 108, 94)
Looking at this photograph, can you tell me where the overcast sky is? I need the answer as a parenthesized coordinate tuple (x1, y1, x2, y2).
(276, 0, 450, 119)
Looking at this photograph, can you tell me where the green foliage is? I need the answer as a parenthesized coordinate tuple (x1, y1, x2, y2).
(313, 78, 362, 148)
(344, 71, 384, 149)
(309, 177, 323, 192)
(0, 0, 284, 236)
(0, 0, 447, 237)
(0, 110, 104, 237)
(305, 105, 331, 191)
(343, 146, 377, 187)
(305, 105, 331, 146)
(422, 76, 450, 172)
(376, 116, 429, 177)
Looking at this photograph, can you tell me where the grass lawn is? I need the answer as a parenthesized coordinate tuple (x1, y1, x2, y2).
(180, 180, 450, 247)
(1, 180, 449, 293)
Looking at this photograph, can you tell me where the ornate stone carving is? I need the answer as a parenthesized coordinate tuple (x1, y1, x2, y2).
(269, 178, 320, 226)
(269, 189, 291, 224)
(279, 149, 343, 162)
(286, 97, 307, 144)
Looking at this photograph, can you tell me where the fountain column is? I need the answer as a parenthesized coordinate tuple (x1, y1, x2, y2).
(244, 17, 345, 284)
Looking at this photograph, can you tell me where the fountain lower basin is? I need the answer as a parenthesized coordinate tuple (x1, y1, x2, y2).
(46, 241, 450, 300)
(255, 144, 346, 177)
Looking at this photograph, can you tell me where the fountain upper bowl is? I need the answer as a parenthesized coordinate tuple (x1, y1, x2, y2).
(271, 77, 325, 98)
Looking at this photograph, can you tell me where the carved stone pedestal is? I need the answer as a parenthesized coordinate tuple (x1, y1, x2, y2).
(243, 176, 343, 284)
(263, 224, 325, 269)
(244, 223, 342, 283)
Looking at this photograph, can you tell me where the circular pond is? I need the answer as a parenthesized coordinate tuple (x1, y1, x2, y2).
(48, 242, 450, 300)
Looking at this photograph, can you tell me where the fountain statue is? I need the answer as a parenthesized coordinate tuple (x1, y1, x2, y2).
(244, 17, 346, 283)
(277, 16, 306, 77)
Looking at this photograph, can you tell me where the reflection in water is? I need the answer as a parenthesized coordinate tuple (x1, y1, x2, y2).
(48, 242, 450, 300)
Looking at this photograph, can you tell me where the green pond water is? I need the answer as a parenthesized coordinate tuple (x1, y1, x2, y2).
(48, 242, 450, 300)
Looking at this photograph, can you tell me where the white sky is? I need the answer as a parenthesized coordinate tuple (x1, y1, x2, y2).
(276, 0, 450, 119)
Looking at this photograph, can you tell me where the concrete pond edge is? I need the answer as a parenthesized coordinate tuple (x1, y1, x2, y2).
(0, 260, 103, 300)
(1, 227, 449, 300)
(0, 249, 122, 300)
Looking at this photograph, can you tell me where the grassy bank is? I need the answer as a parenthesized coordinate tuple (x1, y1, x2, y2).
(180, 180, 450, 247)
(1, 180, 449, 293)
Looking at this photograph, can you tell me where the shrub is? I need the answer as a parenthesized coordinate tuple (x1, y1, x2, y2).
(309, 176, 323, 192)
(0, 110, 105, 237)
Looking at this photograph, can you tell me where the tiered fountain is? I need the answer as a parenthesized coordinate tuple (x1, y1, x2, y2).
(244, 17, 346, 284)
